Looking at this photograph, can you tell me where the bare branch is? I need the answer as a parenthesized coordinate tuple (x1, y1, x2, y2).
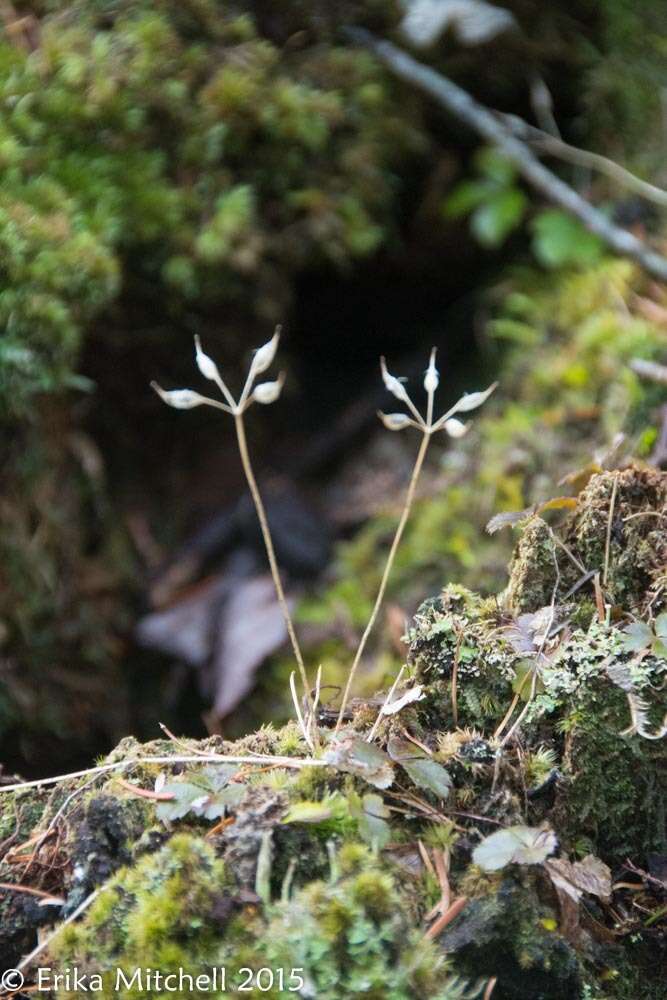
(346, 28, 667, 283)
(499, 113, 667, 207)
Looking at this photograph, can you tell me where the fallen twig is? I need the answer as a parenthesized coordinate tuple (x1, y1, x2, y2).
(424, 895, 467, 940)
(0, 752, 326, 796)
(346, 28, 667, 283)
(0, 882, 64, 904)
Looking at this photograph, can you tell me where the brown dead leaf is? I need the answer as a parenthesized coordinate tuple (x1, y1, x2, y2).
(546, 854, 611, 943)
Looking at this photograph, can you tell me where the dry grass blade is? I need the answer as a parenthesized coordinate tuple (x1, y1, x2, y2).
(366, 664, 406, 742)
(603, 472, 619, 588)
(290, 671, 315, 753)
(424, 895, 467, 940)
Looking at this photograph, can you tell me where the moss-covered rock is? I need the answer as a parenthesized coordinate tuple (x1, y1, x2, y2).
(507, 467, 667, 616)
(2, 463, 665, 994)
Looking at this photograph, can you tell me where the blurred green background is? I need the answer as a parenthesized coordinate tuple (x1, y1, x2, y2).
(1, 0, 666, 775)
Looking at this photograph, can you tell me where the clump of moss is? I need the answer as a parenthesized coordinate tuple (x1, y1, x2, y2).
(554, 679, 666, 862)
(56, 834, 239, 995)
(406, 585, 513, 732)
(55, 832, 475, 1000)
(564, 468, 667, 613)
(264, 846, 475, 1000)
(505, 517, 559, 615)
(506, 466, 667, 616)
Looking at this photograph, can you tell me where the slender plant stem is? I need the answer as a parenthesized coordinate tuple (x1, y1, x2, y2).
(234, 413, 311, 708)
(493, 668, 530, 741)
(336, 429, 431, 731)
(498, 669, 538, 749)
(603, 472, 619, 589)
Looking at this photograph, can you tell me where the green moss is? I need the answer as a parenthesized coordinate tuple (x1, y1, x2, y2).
(506, 467, 667, 616)
(506, 517, 558, 615)
(54, 831, 475, 999)
(56, 834, 234, 995)
(555, 680, 667, 862)
(439, 875, 579, 1000)
(264, 859, 474, 1000)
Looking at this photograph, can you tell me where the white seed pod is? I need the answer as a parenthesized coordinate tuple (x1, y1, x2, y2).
(194, 335, 221, 382)
(378, 411, 412, 431)
(252, 374, 285, 404)
(249, 328, 281, 378)
(452, 381, 498, 413)
(380, 357, 410, 403)
(423, 348, 439, 395)
(443, 417, 469, 438)
(151, 383, 208, 409)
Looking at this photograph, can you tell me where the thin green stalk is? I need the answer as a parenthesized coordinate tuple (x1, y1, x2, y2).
(234, 412, 312, 710)
(336, 428, 431, 731)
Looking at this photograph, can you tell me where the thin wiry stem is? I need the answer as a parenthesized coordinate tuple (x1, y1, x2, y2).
(234, 412, 312, 710)
(0, 752, 325, 796)
(308, 665, 323, 749)
(336, 429, 431, 731)
(289, 671, 314, 752)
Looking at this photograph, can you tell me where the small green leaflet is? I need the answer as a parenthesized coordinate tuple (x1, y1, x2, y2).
(387, 737, 452, 798)
(323, 736, 395, 790)
(156, 764, 244, 824)
(473, 825, 557, 871)
(349, 791, 391, 849)
(621, 615, 667, 657)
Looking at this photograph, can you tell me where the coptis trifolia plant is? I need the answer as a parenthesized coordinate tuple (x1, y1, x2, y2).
(152, 335, 496, 747)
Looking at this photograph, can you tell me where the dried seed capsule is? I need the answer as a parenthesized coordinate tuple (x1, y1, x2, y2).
(194, 335, 221, 382)
(378, 411, 412, 431)
(253, 375, 285, 404)
(443, 417, 469, 438)
(151, 383, 208, 409)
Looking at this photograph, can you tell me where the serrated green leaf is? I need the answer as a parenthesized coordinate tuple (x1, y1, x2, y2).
(621, 621, 653, 652)
(473, 825, 557, 871)
(387, 737, 452, 798)
(654, 613, 667, 639)
(155, 765, 244, 822)
(197, 782, 245, 820)
(324, 736, 395, 789)
(403, 758, 452, 798)
(156, 782, 209, 823)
